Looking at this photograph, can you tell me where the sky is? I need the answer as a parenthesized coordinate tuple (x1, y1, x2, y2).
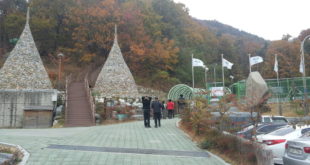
(173, 0, 310, 41)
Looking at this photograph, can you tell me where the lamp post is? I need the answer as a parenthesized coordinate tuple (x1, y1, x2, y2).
(301, 35, 310, 115)
(58, 53, 64, 90)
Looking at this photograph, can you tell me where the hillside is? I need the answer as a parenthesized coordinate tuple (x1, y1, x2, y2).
(0, 0, 310, 91)
(197, 19, 266, 43)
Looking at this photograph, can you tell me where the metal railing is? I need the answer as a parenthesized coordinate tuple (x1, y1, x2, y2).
(84, 73, 96, 124)
(64, 74, 72, 125)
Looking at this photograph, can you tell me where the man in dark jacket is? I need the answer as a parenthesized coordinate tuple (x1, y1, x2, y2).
(142, 96, 152, 128)
(151, 97, 163, 128)
(177, 94, 186, 113)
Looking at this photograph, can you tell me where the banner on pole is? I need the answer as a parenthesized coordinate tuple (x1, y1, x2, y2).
(250, 56, 263, 66)
(222, 58, 233, 69)
(274, 55, 278, 73)
(192, 58, 205, 67)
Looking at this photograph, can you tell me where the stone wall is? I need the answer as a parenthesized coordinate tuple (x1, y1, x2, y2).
(137, 86, 167, 100)
(0, 89, 57, 128)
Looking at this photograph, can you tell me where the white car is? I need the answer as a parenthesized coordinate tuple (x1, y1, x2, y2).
(261, 115, 289, 124)
(256, 125, 310, 164)
(283, 133, 310, 165)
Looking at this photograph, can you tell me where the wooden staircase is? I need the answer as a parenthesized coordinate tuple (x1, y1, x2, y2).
(65, 81, 95, 127)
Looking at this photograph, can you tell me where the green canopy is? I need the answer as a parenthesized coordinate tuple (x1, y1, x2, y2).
(167, 84, 207, 101)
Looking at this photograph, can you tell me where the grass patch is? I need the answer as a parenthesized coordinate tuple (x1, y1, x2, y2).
(263, 101, 306, 117)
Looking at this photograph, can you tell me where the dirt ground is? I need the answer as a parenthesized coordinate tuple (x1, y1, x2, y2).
(263, 101, 306, 117)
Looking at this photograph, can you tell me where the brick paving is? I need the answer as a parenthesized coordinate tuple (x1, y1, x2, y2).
(0, 119, 227, 165)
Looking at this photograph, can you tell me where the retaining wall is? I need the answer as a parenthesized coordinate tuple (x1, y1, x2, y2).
(0, 89, 57, 128)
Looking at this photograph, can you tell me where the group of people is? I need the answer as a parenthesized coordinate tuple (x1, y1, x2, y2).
(142, 94, 186, 128)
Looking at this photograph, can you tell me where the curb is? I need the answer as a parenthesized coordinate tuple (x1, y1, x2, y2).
(205, 150, 231, 165)
(175, 120, 230, 165)
(0, 142, 29, 165)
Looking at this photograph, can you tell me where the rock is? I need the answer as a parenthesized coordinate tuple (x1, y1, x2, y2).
(246, 72, 269, 107)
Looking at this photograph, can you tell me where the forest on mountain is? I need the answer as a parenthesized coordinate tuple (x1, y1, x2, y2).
(1, 0, 310, 91)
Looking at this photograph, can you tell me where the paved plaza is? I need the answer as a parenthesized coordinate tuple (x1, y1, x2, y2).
(1, 119, 227, 165)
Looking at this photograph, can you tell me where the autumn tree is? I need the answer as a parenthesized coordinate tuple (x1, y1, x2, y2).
(262, 40, 300, 78)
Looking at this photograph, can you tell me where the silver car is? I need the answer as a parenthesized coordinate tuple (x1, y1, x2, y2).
(283, 132, 310, 165)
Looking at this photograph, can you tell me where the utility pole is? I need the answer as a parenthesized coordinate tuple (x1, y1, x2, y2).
(300, 35, 310, 115)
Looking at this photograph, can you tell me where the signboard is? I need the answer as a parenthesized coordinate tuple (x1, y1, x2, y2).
(210, 87, 224, 97)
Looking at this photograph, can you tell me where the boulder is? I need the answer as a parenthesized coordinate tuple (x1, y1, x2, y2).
(246, 72, 269, 107)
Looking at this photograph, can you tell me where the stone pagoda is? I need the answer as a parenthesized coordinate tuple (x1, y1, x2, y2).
(0, 8, 52, 89)
(94, 26, 139, 98)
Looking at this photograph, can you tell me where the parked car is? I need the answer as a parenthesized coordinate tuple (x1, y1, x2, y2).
(211, 111, 258, 129)
(237, 123, 287, 140)
(261, 115, 289, 124)
(256, 126, 310, 164)
(283, 132, 310, 165)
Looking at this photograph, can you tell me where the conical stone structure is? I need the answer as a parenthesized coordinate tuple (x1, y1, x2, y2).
(0, 8, 52, 89)
(94, 26, 139, 98)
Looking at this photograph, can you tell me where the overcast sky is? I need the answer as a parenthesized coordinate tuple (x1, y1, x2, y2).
(173, 0, 310, 41)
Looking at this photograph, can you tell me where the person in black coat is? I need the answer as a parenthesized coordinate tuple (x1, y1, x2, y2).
(177, 94, 186, 113)
(142, 96, 152, 128)
(151, 97, 164, 128)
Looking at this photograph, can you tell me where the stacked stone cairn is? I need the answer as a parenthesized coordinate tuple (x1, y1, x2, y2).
(0, 8, 52, 89)
(94, 26, 139, 99)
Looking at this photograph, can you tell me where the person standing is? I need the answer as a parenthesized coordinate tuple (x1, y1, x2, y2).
(166, 99, 175, 119)
(151, 97, 163, 128)
(162, 101, 167, 119)
(142, 96, 152, 128)
(177, 94, 186, 113)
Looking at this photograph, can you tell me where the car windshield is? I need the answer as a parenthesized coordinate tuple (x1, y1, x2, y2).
(301, 128, 310, 135)
(301, 131, 310, 138)
(268, 127, 295, 136)
(263, 117, 271, 123)
(272, 117, 287, 124)
(257, 124, 285, 134)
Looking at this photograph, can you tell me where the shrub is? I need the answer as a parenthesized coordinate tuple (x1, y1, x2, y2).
(199, 128, 259, 165)
(180, 98, 214, 136)
(180, 107, 191, 128)
(199, 140, 214, 149)
(180, 94, 271, 165)
(0, 145, 23, 165)
(246, 152, 257, 163)
(100, 104, 136, 121)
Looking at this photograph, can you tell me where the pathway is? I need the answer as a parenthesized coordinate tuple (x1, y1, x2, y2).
(65, 82, 94, 127)
(0, 119, 227, 165)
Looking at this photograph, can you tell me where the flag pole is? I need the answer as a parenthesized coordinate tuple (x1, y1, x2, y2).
(249, 54, 251, 73)
(221, 54, 225, 90)
(205, 68, 208, 89)
(192, 54, 194, 89)
(275, 54, 282, 115)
